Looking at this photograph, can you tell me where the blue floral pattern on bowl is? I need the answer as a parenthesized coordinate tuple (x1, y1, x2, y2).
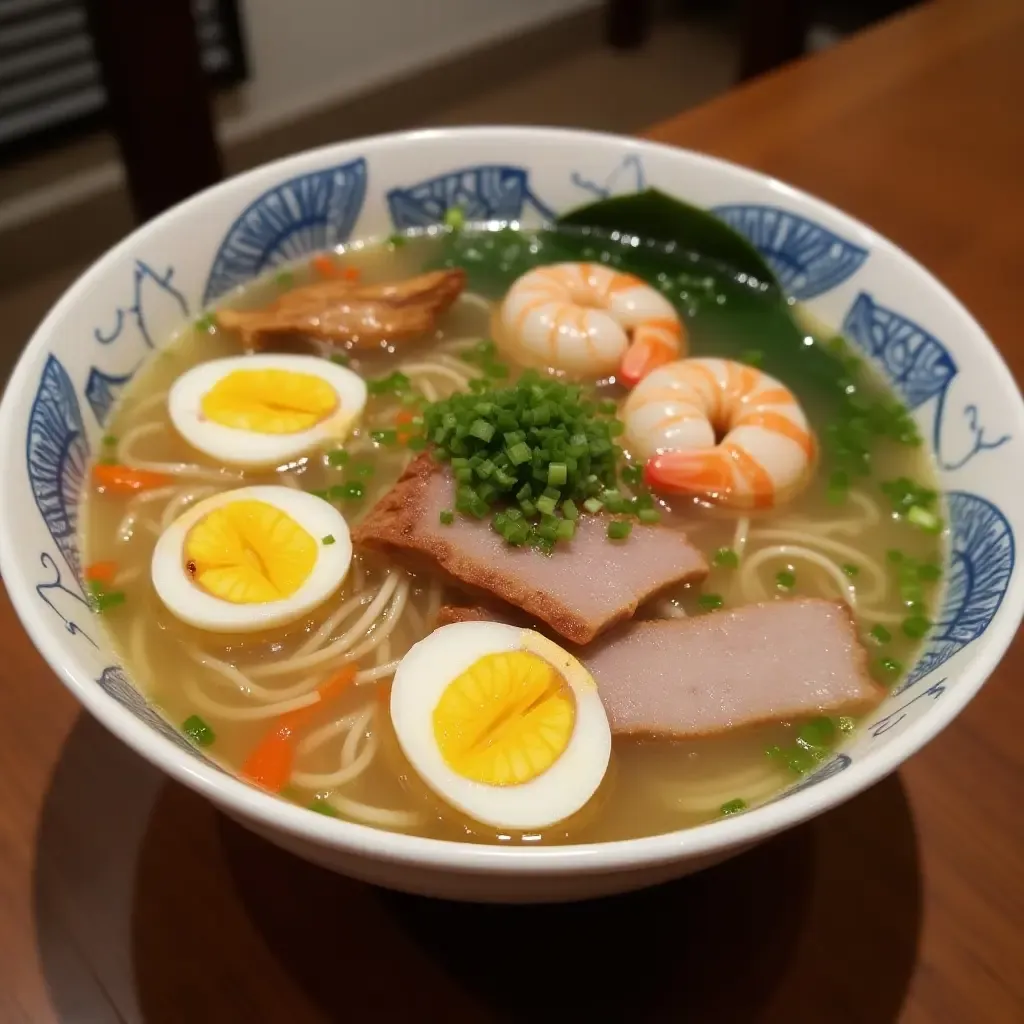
(387, 165, 555, 229)
(203, 158, 367, 305)
(26, 355, 89, 582)
(713, 204, 868, 300)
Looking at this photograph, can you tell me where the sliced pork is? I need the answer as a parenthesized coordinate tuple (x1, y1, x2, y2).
(353, 453, 708, 644)
(437, 597, 882, 737)
(586, 599, 882, 737)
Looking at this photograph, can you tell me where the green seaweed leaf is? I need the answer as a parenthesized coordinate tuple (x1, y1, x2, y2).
(557, 188, 780, 288)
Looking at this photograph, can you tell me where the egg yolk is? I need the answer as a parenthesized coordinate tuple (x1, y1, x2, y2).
(432, 651, 576, 786)
(201, 369, 338, 434)
(183, 499, 318, 604)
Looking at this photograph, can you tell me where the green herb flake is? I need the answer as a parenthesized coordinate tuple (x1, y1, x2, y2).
(439, 509, 455, 525)
(720, 798, 747, 816)
(698, 593, 724, 611)
(183, 714, 215, 747)
(776, 569, 796, 590)
(713, 547, 739, 569)
(869, 624, 892, 644)
(321, 534, 336, 545)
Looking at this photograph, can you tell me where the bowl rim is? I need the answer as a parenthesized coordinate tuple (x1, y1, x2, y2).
(3, 124, 1023, 876)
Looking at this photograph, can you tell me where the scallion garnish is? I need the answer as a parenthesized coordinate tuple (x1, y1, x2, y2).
(713, 547, 739, 569)
(183, 714, 215, 747)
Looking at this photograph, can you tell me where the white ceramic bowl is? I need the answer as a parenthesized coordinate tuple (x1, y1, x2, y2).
(2, 128, 1022, 903)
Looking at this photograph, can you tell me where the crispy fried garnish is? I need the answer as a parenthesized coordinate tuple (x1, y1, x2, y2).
(216, 268, 466, 349)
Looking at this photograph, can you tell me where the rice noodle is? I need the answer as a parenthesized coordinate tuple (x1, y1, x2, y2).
(189, 648, 323, 703)
(295, 588, 376, 657)
(184, 676, 320, 721)
(297, 711, 362, 756)
(291, 704, 378, 789)
(659, 761, 790, 814)
(120, 422, 244, 484)
(160, 485, 217, 529)
(739, 544, 861, 608)
(248, 573, 404, 678)
(400, 362, 474, 388)
(116, 485, 179, 541)
(326, 793, 423, 830)
(749, 528, 889, 604)
(457, 292, 494, 313)
(354, 661, 400, 684)
(732, 516, 751, 558)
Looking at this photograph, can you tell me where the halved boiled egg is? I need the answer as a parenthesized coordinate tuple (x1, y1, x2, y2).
(151, 485, 352, 632)
(168, 354, 367, 468)
(390, 621, 612, 831)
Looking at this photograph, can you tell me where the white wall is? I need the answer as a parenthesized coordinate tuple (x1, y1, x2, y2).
(0, 0, 596, 231)
(223, 0, 598, 142)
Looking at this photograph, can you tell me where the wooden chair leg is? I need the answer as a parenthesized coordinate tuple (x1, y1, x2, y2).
(738, 0, 813, 81)
(606, 0, 652, 49)
(82, 0, 223, 223)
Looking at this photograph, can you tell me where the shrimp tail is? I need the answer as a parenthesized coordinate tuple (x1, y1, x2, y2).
(619, 320, 685, 388)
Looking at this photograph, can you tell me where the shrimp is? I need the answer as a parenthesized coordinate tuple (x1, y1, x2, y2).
(497, 263, 685, 386)
(622, 358, 815, 509)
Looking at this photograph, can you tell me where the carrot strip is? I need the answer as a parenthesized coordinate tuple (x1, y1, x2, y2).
(84, 560, 118, 585)
(341, 266, 361, 282)
(311, 254, 342, 279)
(395, 409, 419, 444)
(92, 463, 172, 494)
(241, 664, 358, 793)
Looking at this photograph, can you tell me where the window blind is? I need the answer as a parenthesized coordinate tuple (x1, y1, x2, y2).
(0, 0, 246, 161)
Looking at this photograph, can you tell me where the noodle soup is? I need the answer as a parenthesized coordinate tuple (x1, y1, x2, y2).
(81, 223, 944, 845)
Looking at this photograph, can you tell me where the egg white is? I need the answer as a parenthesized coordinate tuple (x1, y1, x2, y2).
(168, 353, 367, 468)
(151, 485, 352, 633)
(390, 621, 612, 831)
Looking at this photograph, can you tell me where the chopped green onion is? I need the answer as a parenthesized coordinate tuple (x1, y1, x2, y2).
(776, 570, 796, 590)
(607, 519, 632, 541)
(713, 547, 739, 569)
(194, 312, 216, 333)
(842, 562, 860, 577)
(907, 505, 942, 532)
(102, 434, 117, 447)
(387, 233, 407, 248)
(562, 499, 579, 520)
(370, 429, 397, 445)
(797, 717, 836, 748)
(556, 518, 576, 541)
(620, 463, 644, 486)
(878, 657, 903, 678)
(92, 590, 126, 612)
(439, 509, 455, 525)
(330, 352, 350, 366)
(536, 495, 558, 517)
(182, 714, 215, 747)
(869, 624, 892, 644)
(339, 481, 364, 500)
(327, 449, 349, 467)
(698, 593, 724, 611)
(547, 462, 568, 486)
(275, 269, 294, 288)
(321, 534, 336, 545)
(901, 615, 931, 639)
(637, 507, 661, 524)
(740, 349, 764, 367)
(583, 497, 604, 515)
(469, 418, 495, 442)
(308, 797, 338, 817)
(720, 798, 747, 816)
(444, 206, 465, 229)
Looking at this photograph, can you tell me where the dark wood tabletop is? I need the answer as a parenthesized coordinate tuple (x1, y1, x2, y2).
(2, 1, 1022, 1020)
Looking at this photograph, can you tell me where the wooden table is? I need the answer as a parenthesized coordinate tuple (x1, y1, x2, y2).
(2, 1, 1022, 1020)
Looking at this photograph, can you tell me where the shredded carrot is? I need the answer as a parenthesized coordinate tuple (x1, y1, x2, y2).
(311, 254, 341, 279)
(84, 561, 118, 585)
(92, 463, 172, 494)
(395, 409, 418, 444)
(241, 664, 358, 793)
(341, 266, 361, 282)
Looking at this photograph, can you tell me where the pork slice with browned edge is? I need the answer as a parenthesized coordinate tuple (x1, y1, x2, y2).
(353, 452, 708, 645)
